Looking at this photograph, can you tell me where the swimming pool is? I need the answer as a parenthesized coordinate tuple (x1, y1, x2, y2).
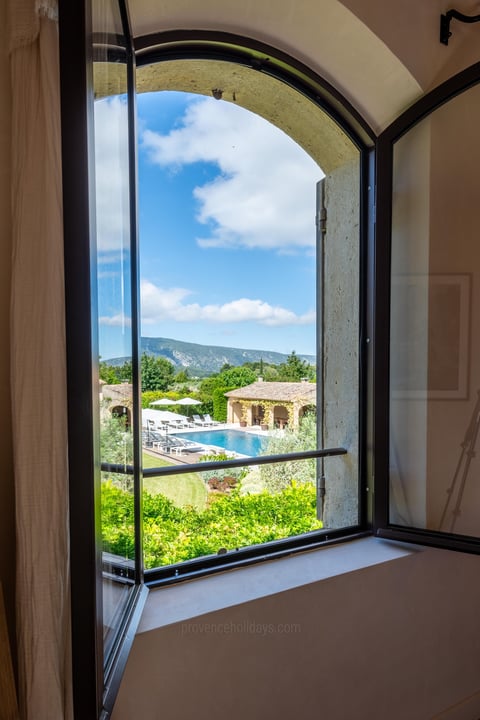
(172, 429, 267, 456)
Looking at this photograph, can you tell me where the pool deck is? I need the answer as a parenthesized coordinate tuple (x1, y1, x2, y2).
(144, 422, 271, 466)
(170, 422, 266, 434)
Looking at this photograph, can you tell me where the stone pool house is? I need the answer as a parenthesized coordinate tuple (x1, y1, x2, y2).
(101, 382, 133, 428)
(225, 380, 316, 429)
(101, 379, 317, 431)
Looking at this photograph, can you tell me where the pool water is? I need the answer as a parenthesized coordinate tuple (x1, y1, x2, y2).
(172, 429, 266, 456)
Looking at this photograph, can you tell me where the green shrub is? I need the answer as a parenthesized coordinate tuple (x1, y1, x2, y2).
(101, 480, 321, 568)
(212, 386, 235, 421)
(199, 452, 245, 490)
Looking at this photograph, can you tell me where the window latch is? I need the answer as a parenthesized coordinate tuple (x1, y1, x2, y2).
(317, 474, 326, 522)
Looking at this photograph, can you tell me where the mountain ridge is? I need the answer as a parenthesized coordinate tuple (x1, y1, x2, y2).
(107, 336, 316, 376)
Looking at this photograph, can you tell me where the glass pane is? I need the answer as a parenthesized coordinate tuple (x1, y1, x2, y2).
(390, 82, 480, 535)
(92, 0, 136, 667)
(138, 456, 350, 569)
(126, 72, 360, 571)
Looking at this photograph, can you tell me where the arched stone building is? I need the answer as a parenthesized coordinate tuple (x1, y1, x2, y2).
(225, 380, 316, 429)
(101, 383, 133, 429)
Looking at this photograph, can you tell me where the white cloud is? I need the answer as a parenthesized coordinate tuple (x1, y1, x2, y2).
(99, 313, 132, 327)
(141, 97, 323, 251)
(94, 96, 131, 254)
(140, 280, 314, 327)
(141, 281, 192, 321)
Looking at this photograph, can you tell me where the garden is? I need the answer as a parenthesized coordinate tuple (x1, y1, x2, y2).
(100, 412, 322, 568)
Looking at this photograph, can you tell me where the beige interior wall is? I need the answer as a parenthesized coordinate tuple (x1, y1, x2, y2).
(112, 546, 480, 720)
(128, 0, 480, 132)
(130, 0, 422, 133)
(342, 0, 480, 92)
(0, 0, 16, 652)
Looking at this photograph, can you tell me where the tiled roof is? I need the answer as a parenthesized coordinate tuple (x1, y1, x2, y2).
(102, 383, 132, 401)
(225, 381, 316, 403)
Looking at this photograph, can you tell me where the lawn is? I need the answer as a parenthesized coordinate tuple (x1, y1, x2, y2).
(142, 451, 207, 511)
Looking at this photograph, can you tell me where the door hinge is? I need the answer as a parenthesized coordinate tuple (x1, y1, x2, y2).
(316, 208, 327, 234)
(316, 474, 326, 522)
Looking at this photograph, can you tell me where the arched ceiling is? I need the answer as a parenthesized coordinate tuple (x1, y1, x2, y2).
(135, 59, 359, 173)
(125, 0, 480, 133)
(342, 0, 480, 93)
(95, 53, 360, 174)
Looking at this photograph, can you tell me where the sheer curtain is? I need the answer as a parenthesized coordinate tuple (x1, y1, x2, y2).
(9, 1, 72, 718)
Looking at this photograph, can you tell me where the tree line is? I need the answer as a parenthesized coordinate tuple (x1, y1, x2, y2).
(100, 350, 315, 392)
(99, 351, 314, 422)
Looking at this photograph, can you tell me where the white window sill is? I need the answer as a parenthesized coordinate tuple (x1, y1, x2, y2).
(138, 536, 420, 633)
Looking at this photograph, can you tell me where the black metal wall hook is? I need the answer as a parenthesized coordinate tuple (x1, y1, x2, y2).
(440, 8, 480, 45)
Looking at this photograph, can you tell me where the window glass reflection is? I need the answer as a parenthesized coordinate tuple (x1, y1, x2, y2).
(390, 83, 480, 535)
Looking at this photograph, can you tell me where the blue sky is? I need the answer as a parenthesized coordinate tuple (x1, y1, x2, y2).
(95, 91, 323, 361)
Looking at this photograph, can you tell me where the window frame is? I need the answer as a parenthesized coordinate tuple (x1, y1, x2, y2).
(130, 32, 375, 585)
(60, 8, 375, 716)
(374, 60, 480, 555)
(60, 1, 148, 717)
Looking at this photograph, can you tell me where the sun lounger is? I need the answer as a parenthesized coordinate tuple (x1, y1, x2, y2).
(192, 414, 211, 426)
(203, 414, 220, 425)
(144, 426, 204, 453)
(166, 436, 204, 453)
(179, 439, 205, 453)
(168, 418, 191, 429)
(142, 428, 166, 447)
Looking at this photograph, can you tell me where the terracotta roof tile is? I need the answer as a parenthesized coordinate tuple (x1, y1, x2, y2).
(225, 381, 316, 403)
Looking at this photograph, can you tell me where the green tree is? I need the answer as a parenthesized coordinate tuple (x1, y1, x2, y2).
(99, 361, 120, 385)
(217, 366, 256, 388)
(262, 364, 280, 381)
(116, 359, 133, 383)
(141, 353, 175, 392)
(100, 410, 134, 492)
(199, 365, 256, 420)
(174, 368, 190, 384)
(260, 411, 317, 492)
(278, 351, 314, 382)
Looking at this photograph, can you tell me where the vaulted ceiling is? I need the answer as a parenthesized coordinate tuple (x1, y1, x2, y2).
(119, 0, 480, 132)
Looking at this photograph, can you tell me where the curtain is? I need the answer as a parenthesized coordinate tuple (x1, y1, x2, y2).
(9, 1, 72, 718)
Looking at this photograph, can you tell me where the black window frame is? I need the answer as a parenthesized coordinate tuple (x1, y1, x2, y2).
(131, 31, 375, 585)
(60, 1, 148, 718)
(374, 60, 480, 555)
(60, 7, 376, 717)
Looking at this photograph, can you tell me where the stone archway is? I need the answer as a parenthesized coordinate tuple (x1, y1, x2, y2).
(273, 404, 289, 429)
(299, 404, 316, 420)
(111, 405, 131, 430)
